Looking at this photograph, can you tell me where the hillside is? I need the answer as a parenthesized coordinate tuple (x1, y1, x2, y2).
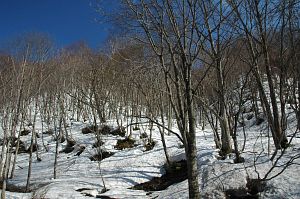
(1, 109, 299, 198)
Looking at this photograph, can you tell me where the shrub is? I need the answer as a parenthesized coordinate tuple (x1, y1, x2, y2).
(13, 140, 27, 154)
(100, 125, 112, 135)
(140, 132, 148, 139)
(92, 140, 104, 148)
(246, 178, 266, 195)
(115, 137, 136, 150)
(144, 140, 155, 151)
(82, 125, 98, 134)
(75, 145, 86, 156)
(54, 135, 65, 143)
(26, 143, 38, 153)
(110, 127, 126, 137)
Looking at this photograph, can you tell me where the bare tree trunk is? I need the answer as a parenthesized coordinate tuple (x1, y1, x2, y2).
(2, 132, 12, 199)
(53, 98, 62, 179)
(1, 150, 10, 199)
(186, 88, 200, 199)
(10, 112, 26, 179)
(159, 93, 170, 165)
(26, 100, 38, 191)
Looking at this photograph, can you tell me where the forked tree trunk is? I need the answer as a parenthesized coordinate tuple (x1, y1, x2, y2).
(253, 63, 288, 149)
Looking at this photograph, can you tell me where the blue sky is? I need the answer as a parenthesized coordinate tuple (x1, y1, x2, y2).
(0, 0, 111, 49)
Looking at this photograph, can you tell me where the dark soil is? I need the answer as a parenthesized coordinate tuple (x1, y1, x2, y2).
(8, 136, 18, 147)
(61, 139, 76, 153)
(82, 125, 98, 134)
(76, 188, 96, 197)
(0, 181, 31, 193)
(26, 143, 38, 153)
(82, 125, 125, 137)
(140, 133, 148, 139)
(225, 188, 259, 199)
(255, 117, 265, 125)
(225, 178, 266, 199)
(43, 130, 54, 135)
(246, 114, 254, 120)
(76, 187, 112, 198)
(89, 150, 114, 161)
(12, 140, 27, 154)
(132, 160, 188, 191)
(234, 156, 245, 164)
(60, 147, 74, 153)
(96, 196, 116, 199)
(12, 142, 38, 154)
(114, 137, 136, 150)
(133, 126, 140, 131)
(76, 188, 93, 192)
(20, 129, 31, 136)
(246, 178, 266, 195)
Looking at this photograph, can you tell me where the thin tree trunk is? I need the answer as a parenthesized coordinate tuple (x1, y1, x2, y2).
(2, 141, 11, 199)
(26, 100, 38, 191)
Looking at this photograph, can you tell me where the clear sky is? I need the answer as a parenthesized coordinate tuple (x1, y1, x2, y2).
(0, 0, 110, 49)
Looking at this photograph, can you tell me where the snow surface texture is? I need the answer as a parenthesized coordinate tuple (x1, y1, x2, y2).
(0, 113, 299, 199)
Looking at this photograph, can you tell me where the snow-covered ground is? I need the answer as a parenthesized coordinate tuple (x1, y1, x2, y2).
(1, 111, 299, 199)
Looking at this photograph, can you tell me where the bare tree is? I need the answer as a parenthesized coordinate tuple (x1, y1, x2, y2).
(112, 1, 210, 197)
(227, 0, 290, 149)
